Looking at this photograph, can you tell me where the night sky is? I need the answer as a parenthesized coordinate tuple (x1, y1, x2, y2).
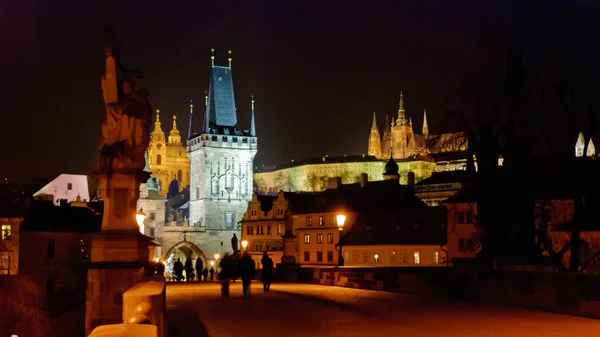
(2, 0, 599, 182)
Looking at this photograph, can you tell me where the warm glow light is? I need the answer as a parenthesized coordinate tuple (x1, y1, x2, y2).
(374, 253, 379, 260)
(136, 208, 146, 234)
(153, 258, 159, 263)
(214, 253, 220, 260)
(162, 261, 167, 266)
(336, 214, 346, 231)
(210, 261, 215, 266)
(241, 240, 248, 249)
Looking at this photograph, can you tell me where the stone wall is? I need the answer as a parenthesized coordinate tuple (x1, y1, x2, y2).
(275, 264, 600, 319)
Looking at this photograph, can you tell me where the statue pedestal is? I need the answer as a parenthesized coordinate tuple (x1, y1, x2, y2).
(86, 170, 157, 335)
(281, 232, 297, 265)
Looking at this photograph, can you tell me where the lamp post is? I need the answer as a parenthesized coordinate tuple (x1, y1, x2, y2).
(136, 208, 146, 235)
(336, 214, 346, 266)
(241, 240, 248, 253)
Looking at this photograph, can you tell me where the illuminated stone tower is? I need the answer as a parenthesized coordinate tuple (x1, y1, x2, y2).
(367, 112, 382, 158)
(422, 108, 429, 139)
(187, 49, 257, 257)
(148, 110, 167, 193)
(391, 91, 411, 159)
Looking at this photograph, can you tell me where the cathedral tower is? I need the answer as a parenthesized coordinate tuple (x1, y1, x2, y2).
(422, 108, 429, 139)
(148, 110, 167, 192)
(382, 115, 392, 159)
(187, 50, 258, 257)
(392, 91, 411, 159)
(368, 112, 382, 158)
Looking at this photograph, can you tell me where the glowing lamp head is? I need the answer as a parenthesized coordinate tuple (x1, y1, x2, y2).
(336, 214, 346, 231)
(153, 258, 159, 263)
(241, 240, 248, 249)
(210, 261, 215, 266)
(136, 208, 146, 228)
(214, 253, 220, 260)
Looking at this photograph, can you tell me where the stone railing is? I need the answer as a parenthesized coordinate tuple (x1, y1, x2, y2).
(275, 264, 600, 319)
(88, 277, 166, 337)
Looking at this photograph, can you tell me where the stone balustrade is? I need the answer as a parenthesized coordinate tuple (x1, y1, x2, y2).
(88, 278, 166, 337)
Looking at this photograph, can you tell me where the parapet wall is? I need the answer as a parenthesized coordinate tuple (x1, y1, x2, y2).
(275, 264, 600, 319)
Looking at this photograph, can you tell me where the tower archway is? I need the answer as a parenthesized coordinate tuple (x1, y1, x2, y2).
(163, 241, 208, 280)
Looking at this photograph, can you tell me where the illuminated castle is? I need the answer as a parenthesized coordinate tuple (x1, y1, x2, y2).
(369, 91, 467, 160)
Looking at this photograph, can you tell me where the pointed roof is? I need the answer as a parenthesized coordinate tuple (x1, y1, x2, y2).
(206, 64, 238, 129)
(152, 109, 164, 134)
(422, 108, 429, 137)
(398, 91, 406, 119)
(371, 111, 377, 129)
(187, 100, 194, 140)
(250, 95, 256, 137)
(383, 114, 391, 134)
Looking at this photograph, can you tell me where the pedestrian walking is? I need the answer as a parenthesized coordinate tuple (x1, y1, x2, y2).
(174, 258, 184, 282)
(261, 251, 274, 293)
(184, 258, 194, 282)
(219, 253, 234, 297)
(202, 268, 209, 281)
(209, 267, 215, 281)
(238, 252, 256, 297)
(195, 257, 203, 282)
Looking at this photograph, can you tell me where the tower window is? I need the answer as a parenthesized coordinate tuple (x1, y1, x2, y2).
(225, 212, 234, 228)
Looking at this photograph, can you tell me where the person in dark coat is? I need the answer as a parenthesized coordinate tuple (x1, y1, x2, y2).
(238, 252, 256, 297)
(195, 258, 203, 282)
(202, 268, 209, 281)
(261, 251, 274, 292)
(174, 258, 184, 282)
(209, 266, 215, 281)
(184, 258, 194, 282)
(219, 253, 233, 297)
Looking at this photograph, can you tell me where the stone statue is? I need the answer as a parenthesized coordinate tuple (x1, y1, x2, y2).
(231, 233, 239, 255)
(99, 27, 152, 172)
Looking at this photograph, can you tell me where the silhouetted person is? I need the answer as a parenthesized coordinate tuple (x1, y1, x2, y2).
(219, 253, 233, 297)
(184, 258, 194, 282)
(209, 267, 215, 281)
(195, 258, 203, 282)
(261, 251, 274, 293)
(174, 258, 184, 282)
(238, 252, 256, 297)
(202, 268, 209, 281)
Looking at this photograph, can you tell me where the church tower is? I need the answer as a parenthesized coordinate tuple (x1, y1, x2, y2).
(422, 108, 429, 139)
(148, 109, 167, 194)
(382, 115, 392, 159)
(168, 115, 181, 146)
(391, 91, 411, 159)
(187, 49, 258, 257)
(368, 112, 382, 158)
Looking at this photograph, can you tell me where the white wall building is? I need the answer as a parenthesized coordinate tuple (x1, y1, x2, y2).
(33, 174, 90, 206)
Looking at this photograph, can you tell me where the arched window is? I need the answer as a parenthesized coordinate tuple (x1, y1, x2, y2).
(156, 154, 162, 165)
(178, 170, 182, 182)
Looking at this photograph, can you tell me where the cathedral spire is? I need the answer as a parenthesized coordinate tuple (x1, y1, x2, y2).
(187, 100, 193, 141)
(368, 111, 382, 158)
(168, 115, 181, 145)
(250, 95, 256, 137)
(151, 109, 165, 143)
(371, 111, 377, 128)
(422, 108, 429, 138)
(398, 91, 406, 119)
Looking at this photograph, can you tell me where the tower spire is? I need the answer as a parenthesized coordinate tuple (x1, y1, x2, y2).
(398, 91, 406, 120)
(368, 111, 382, 158)
(422, 108, 429, 138)
(204, 90, 210, 133)
(211, 48, 215, 67)
(153, 109, 163, 133)
(250, 95, 256, 137)
(168, 114, 181, 145)
(371, 111, 377, 128)
(187, 100, 193, 141)
(228, 50, 232, 68)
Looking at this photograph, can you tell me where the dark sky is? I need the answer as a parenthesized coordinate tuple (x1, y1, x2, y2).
(1, 0, 599, 182)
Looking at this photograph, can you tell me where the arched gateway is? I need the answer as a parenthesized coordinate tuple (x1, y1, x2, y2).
(163, 241, 208, 279)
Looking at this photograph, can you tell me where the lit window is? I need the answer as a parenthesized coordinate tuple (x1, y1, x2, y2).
(257, 225, 264, 235)
(390, 249, 397, 263)
(327, 233, 333, 243)
(306, 217, 312, 226)
(400, 250, 407, 263)
(277, 224, 283, 234)
(1, 225, 11, 240)
(317, 234, 323, 244)
(225, 212, 234, 228)
(414, 250, 420, 264)
(317, 251, 323, 262)
(319, 216, 325, 226)
(304, 234, 310, 244)
(433, 251, 439, 265)
(374, 252, 380, 262)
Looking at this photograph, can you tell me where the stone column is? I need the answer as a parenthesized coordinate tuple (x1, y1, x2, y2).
(86, 170, 155, 335)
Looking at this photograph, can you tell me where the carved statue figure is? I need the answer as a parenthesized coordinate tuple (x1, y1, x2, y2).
(99, 27, 152, 171)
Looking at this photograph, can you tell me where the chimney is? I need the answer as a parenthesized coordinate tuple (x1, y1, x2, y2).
(327, 177, 342, 189)
(407, 172, 415, 187)
(360, 173, 369, 188)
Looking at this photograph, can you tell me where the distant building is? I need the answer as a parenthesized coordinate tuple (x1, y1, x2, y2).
(33, 174, 90, 206)
(0, 216, 20, 275)
(148, 110, 190, 197)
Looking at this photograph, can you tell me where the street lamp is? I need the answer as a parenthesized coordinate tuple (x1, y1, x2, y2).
(136, 208, 146, 234)
(241, 240, 248, 252)
(214, 253, 220, 260)
(336, 214, 346, 266)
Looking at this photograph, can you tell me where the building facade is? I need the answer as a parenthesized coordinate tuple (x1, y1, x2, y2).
(160, 54, 258, 267)
(148, 110, 190, 197)
(0, 217, 20, 275)
(33, 174, 90, 206)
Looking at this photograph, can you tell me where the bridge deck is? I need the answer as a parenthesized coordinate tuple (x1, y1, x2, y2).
(167, 282, 599, 337)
